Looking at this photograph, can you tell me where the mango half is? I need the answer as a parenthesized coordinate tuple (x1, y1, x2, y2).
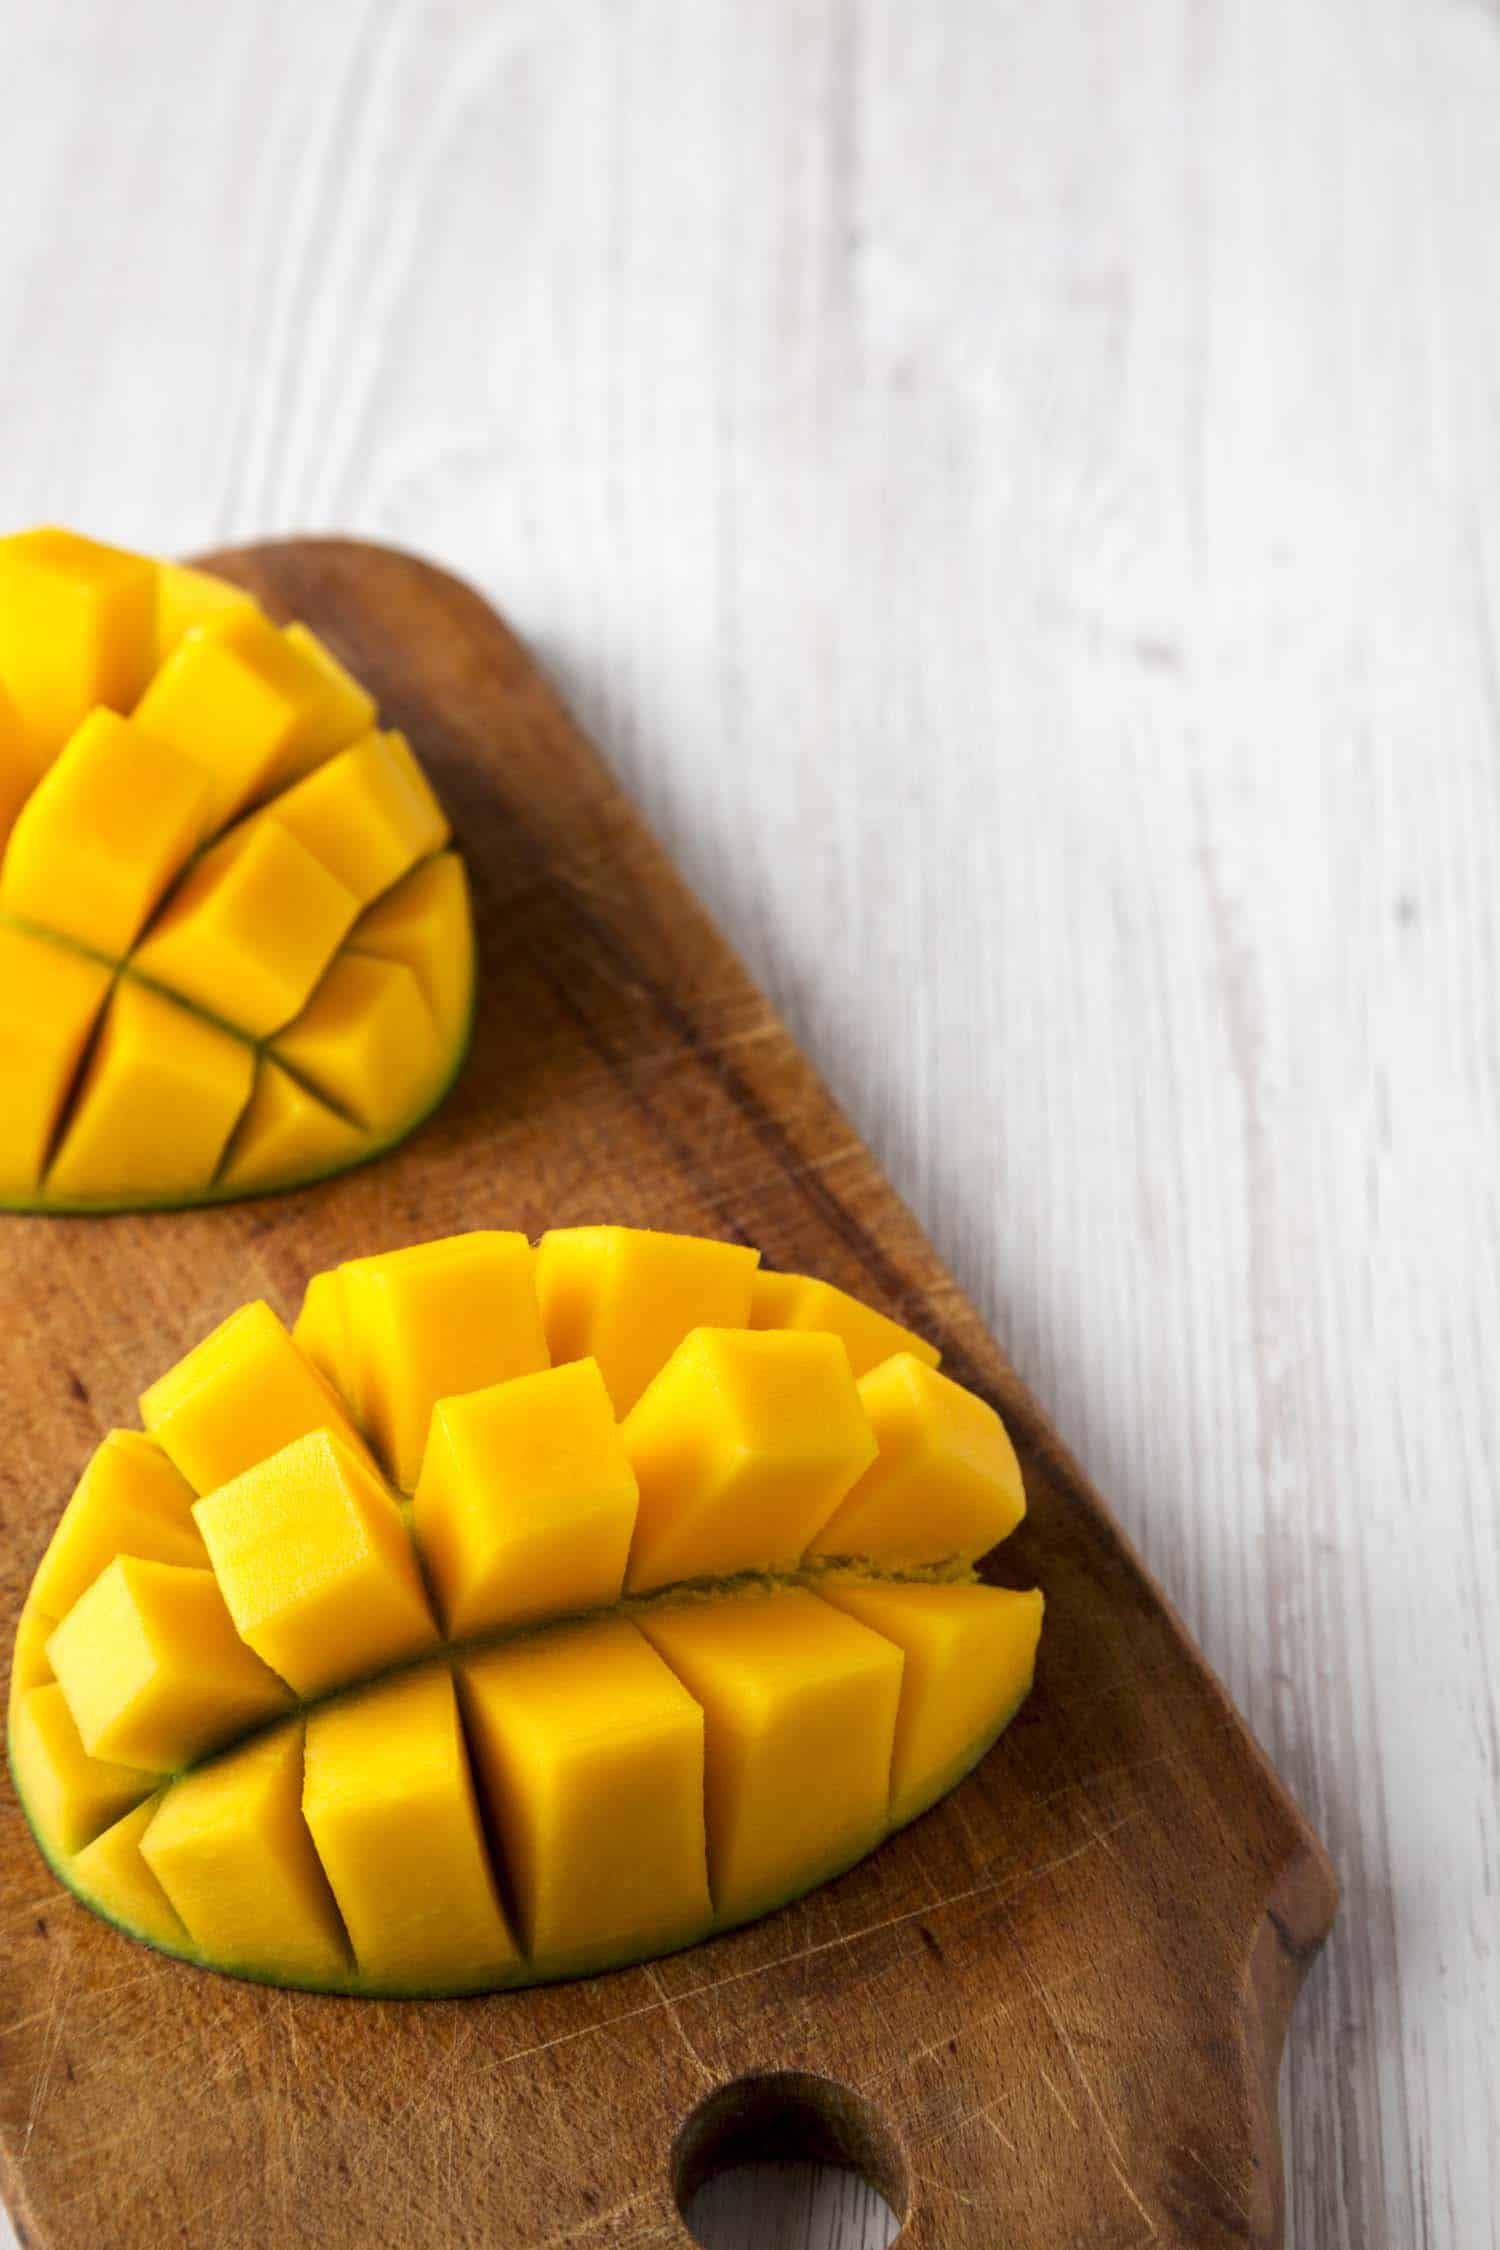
(0, 529, 474, 1210)
(8, 1227, 1043, 1995)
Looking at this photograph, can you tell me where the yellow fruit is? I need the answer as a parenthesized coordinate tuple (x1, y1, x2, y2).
(0, 531, 474, 1211)
(9, 1230, 1042, 1995)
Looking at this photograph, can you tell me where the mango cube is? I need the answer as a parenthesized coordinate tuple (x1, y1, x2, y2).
(621, 1328, 877, 1591)
(0, 528, 156, 757)
(536, 1226, 761, 1414)
(749, 1269, 940, 1379)
(141, 1299, 368, 1493)
(303, 1662, 518, 1991)
(805, 1354, 1025, 1567)
(134, 608, 360, 830)
(10, 1600, 56, 1709)
(216, 1057, 367, 1196)
(280, 624, 378, 762)
(0, 928, 112, 1195)
(9, 1683, 153, 1854)
(460, 1619, 711, 1971)
(336, 1231, 550, 1490)
(264, 730, 448, 908)
(46, 980, 255, 1206)
(0, 709, 208, 957)
(638, 1588, 903, 1923)
(348, 850, 473, 1046)
(133, 820, 360, 1040)
(45, 1557, 293, 1772)
(154, 563, 258, 663)
(272, 952, 442, 1136)
(292, 1268, 353, 1399)
(70, 1796, 189, 1949)
(817, 1582, 1044, 1825)
(141, 1721, 349, 1984)
(29, 1431, 204, 1623)
(0, 678, 41, 842)
(413, 1358, 638, 1637)
(191, 1428, 437, 1697)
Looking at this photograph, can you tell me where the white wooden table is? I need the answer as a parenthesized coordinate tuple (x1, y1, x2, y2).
(3, 2, 1498, 2243)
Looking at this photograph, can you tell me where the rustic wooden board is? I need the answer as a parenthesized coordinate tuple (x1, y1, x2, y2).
(0, 539, 1336, 2250)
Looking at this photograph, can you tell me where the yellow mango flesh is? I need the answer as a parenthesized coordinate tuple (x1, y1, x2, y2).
(0, 532, 473, 1212)
(9, 1230, 1041, 1996)
(749, 1268, 942, 1377)
(536, 1226, 761, 1413)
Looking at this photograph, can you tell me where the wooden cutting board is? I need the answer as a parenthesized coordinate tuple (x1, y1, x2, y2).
(0, 539, 1336, 2250)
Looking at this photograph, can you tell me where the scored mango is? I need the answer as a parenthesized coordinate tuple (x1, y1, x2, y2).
(0, 529, 474, 1211)
(8, 1229, 1043, 1995)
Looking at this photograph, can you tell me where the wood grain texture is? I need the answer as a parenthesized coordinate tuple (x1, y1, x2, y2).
(2, 4, 1498, 2243)
(0, 538, 1335, 2248)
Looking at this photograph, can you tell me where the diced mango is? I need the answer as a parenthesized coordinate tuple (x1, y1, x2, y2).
(9, 1682, 153, 1855)
(336, 1231, 550, 1490)
(140, 1299, 368, 1494)
(46, 979, 254, 1206)
(292, 1268, 353, 1400)
(621, 1328, 877, 1592)
(0, 928, 112, 1196)
(29, 1431, 204, 1622)
(215, 1058, 367, 1196)
(460, 1619, 711, 1971)
(154, 563, 259, 664)
(817, 1582, 1044, 1825)
(303, 1662, 518, 1992)
(45, 1557, 293, 1772)
(272, 952, 442, 1136)
(70, 1796, 189, 1950)
(0, 710, 208, 957)
(10, 1600, 56, 1713)
(192, 1428, 437, 1697)
(0, 678, 42, 844)
(347, 850, 473, 1047)
(134, 609, 359, 831)
(280, 624, 378, 764)
(0, 529, 156, 758)
(805, 1355, 1025, 1568)
(413, 1359, 638, 1638)
(749, 1270, 941, 1379)
(141, 1721, 350, 1984)
(132, 821, 360, 1041)
(263, 730, 448, 908)
(536, 1227, 761, 1415)
(639, 1588, 903, 1923)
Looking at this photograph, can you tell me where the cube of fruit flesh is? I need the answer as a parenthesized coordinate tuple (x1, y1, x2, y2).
(805, 1354, 1026, 1567)
(134, 609, 364, 832)
(140, 1721, 349, 1984)
(45, 1557, 293, 1772)
(749, 1269, 941, 1379)
(216, 1058, 366, 1196)
(0, 709, 208, 957)
(154, 563, 259, 664)
(303, 1662, 518, 1991)
(132, 821, 361, 1041)
(9, 1683, 153, 1854)
(536, 1226, 761, 1414)
(0, 928, 112, 1195)
(819, 1581, 1044, 1826)
(271, 952, 442, 1137)
(413, 1358, 639, 1637)
(460, 1619, 712, 1972)
(29, 1431, 204, 1622)
(621, 1328, 878, 1591)
(348, 850, 473, 1047)
(335, 1231, 550, 1491)
(263, 730, 448, 908)
(0, 678, 42, 844)
(10, 1601, 56, 1712)
(192, 1428, 437, 1697)
(70, 1796, 188, 1950)
(292, 1268, 353, 1397)
(0, 529, 156, 757)
(45, 979, 255, 1205)
(140, 1299, 369, 1493)
(280, 624, 378, 763)
(638, 1588, 903, 1923)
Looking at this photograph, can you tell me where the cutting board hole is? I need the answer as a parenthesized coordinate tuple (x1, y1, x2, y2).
(672, 2071, 907, 2246)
